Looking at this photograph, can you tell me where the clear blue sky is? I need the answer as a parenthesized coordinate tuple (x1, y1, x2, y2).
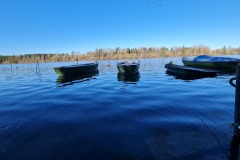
(0, 0, 239, 55)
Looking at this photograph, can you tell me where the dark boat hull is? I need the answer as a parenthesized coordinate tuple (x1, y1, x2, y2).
(182, 55, 240, 70)
(54, 62, 98, 76)
(182, 58, 239, 68)
(165, 63, 217, 79)
(117, 61, 140, 74)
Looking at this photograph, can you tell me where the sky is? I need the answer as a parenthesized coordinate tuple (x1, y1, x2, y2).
(0, 0, 239, 55)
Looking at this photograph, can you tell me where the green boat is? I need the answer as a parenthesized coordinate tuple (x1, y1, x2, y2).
(117, 61, 140, 74)
(54, 62, 98, 76)
(182, 55, 240, 69)
(165, 63, 217, 80)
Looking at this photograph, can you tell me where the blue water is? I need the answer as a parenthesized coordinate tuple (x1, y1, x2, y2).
(0, 56, 239, 160)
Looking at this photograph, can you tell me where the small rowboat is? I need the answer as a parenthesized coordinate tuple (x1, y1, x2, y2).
(54, 62, 98, 76)
(117, 61, 140, 74)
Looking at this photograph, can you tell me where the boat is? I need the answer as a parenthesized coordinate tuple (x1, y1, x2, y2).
(182, 55, 240, 69)
(117, 61, 140, 74)
(53, 62, 98, 76)
(165, 63, 217, 80)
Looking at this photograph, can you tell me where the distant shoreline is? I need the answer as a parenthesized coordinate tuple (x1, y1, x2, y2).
(0, 46, 240, 64)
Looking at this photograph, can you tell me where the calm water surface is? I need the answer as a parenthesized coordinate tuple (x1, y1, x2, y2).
(0, 56, 239, 160)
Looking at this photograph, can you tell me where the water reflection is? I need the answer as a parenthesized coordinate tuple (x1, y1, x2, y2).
(165, 70, 216, 80)
(117, 72, 140, 83)
(56, 70, 99, 87)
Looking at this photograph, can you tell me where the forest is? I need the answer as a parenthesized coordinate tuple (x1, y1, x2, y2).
(0, 45, 239, 64)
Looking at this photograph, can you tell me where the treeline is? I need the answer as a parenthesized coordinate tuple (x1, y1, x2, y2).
(0, 45, 240, 64)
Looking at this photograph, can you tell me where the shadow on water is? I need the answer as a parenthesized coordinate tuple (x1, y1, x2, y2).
(117, 72, 140, 84)
(165, 70, 216, 81)
(56, 70, 99, 87)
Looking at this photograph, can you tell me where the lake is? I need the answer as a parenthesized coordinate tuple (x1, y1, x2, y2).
(0, 56, 239, 160)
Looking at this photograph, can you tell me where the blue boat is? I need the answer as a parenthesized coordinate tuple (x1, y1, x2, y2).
(182, 55, 240, 69)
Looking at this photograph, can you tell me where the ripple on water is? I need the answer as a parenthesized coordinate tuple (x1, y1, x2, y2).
(0, 57, 238, 160)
